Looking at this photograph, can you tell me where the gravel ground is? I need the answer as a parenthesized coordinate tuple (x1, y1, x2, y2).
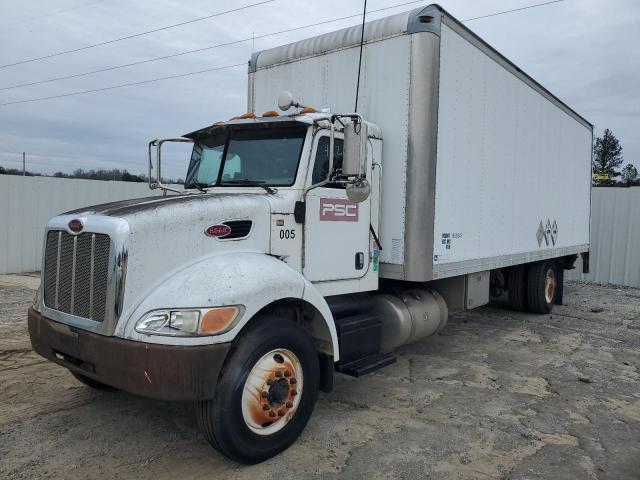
(0, 276, 639, 479)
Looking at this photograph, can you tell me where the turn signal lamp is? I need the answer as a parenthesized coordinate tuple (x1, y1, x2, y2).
(230, 113, 256, 120)
(200, 307, 241, 334)
(300, 107, 318, 114)
(262, 110, 279, 117)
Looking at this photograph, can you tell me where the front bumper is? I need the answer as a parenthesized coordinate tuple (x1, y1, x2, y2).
(28, 308, 231, 401)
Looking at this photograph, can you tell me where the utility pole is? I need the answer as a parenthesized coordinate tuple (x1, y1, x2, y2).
(22, 151, 25, 176)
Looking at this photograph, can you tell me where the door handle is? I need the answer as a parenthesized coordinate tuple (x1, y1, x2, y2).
(355, 252, 364, 270)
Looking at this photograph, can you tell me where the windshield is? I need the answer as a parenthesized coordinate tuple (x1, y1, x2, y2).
(185, 126, 307, 189)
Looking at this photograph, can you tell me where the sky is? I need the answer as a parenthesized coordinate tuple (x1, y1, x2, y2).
(0, 0, 638, 181)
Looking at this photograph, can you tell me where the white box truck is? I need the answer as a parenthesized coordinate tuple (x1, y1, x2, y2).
(29, 4, 592, 463)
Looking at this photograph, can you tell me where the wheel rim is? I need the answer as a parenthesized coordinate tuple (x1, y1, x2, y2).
(545, 269, 557, 304)
(241, 348, 303, 436)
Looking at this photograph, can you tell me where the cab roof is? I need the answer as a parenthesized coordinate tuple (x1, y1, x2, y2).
(184, 111, 382, 140)
(183, 113, 330, 140)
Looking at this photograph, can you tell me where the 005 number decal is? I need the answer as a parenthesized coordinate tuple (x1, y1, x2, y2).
(279, 229, 296, 239)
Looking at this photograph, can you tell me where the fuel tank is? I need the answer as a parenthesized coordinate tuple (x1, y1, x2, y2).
(372, 289, 448, 353)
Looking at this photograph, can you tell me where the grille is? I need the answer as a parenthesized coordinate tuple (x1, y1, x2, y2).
(220, 220, 253, 239)
(43, 230, 111, 322)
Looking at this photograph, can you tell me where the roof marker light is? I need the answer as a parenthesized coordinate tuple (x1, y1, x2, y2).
(230, 112, 256, 120)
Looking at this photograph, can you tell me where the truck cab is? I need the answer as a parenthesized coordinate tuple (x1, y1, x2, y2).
(29, 105, 391, 463)
(179, 111, 382, 291)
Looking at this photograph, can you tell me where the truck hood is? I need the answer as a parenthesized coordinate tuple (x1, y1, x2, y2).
(66, 192, 271, 219)
(65, 193, 273, 319)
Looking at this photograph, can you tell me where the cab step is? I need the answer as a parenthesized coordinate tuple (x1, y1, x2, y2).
(332, 310, 396, 377)
(336, 352, 397, 377)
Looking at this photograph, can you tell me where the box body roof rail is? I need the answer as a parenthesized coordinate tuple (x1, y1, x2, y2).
(250, 3, 591, 130)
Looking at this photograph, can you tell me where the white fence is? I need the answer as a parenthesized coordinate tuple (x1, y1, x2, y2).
(566, 187, 640, 288)
(0, 175, 174, 274)
(1, 177, 639, 287)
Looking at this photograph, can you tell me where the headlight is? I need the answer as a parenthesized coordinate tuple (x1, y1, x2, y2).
(135, 306, 242, 337)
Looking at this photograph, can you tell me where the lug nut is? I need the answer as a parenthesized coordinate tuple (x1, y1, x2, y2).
(290, 378, 297, 385)
(269, 411, 277, 418)
(277, 410, 285, 417)
(262, 404, 270, 411)
(261, 391, 268, 398)
(286, 401, 293, 408)
(290, 390, 297, 396)
(284, 370, 291, 378)
(275, 371, 283, 378)
(266, 379, 273, 386)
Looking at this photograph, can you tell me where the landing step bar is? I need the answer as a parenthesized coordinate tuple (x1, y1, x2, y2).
(336, 352, 397, 377)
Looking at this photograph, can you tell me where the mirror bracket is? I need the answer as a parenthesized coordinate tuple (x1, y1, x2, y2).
(328, 113, 370, 203)
(148, 137, 193, 194)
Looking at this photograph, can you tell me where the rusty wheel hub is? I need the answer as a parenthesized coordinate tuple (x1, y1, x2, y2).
(545, 269, 557, 304)
(241, 349, 303, 435)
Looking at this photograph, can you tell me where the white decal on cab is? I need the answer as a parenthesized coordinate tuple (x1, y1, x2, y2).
(319, 198, 359, 222)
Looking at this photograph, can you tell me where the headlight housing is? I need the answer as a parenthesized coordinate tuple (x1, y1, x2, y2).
(135, 306, 243, 337)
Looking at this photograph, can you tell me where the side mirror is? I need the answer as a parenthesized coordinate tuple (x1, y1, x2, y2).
(346, 178, 371, 203)
(342, 119, 370, 203)
(342, 120, 368, 178)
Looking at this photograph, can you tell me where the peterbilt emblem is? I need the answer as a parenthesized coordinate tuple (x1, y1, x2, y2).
(68, 219, 83, 233)
(319, 198, 358, 222)
(205, 224, 231, 237)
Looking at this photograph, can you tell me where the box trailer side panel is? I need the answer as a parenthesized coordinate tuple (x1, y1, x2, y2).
(249, 5, 592, 282)
(431, 22, 592, 279)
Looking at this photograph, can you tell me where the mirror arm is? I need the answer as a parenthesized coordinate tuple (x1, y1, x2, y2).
(302, 113, 370, 204)
(334, 113, 366, 180)
(329, 120, 335, 182)
(148, 139, 158, 190)
(148, 137, 193, 195)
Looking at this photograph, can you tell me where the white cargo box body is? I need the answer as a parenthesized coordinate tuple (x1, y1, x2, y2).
(248, 4, 592, 282)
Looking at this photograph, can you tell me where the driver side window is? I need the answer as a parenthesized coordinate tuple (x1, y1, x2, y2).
(194, 144, 224, 185)
(311, 136, 344, 186)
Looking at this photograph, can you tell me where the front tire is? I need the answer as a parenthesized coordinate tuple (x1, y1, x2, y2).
(197, 317, 319, 464)
(526, 261, 559, 314)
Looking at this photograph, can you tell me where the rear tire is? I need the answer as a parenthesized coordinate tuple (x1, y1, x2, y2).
(507, 265, 529, 311)
(526, 261, 559, 314)
(70, 371, 115, 390)
(197, 317, 319, 464)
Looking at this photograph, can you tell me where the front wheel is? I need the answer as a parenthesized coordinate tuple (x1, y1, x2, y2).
(197, 316, 319, 464)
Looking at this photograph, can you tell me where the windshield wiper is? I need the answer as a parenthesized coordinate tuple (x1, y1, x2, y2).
(189, 180, 209, 193)
(222, 179, 277, 194)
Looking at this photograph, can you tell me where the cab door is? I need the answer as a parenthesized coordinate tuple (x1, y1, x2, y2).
(303, 135, 371, 282)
